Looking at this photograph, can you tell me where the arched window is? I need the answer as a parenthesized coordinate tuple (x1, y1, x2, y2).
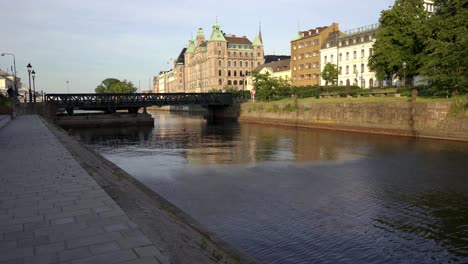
(227, 80, 232, 85)
(234, 71, 237, 77)
(361, 78, 366, 88)
(369, 78, 374, 88)
(233, 80, 238, 85)
(239, 70, 243, 76)
(228, 70, 231, 77)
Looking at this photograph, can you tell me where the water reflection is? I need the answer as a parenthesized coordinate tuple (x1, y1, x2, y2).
(69, 110, 468, 264)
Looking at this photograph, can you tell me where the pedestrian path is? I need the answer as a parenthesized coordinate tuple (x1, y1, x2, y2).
(0, 115, 164, 264)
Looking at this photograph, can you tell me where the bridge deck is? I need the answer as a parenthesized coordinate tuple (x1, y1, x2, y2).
(45, 93, 233, 112)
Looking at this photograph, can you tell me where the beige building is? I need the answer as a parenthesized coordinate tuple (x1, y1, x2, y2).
(156, 22, 264, 93)
(290, 23, 340, 87)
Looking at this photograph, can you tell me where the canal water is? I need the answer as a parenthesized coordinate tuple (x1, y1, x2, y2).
(70, 111, 468, 264)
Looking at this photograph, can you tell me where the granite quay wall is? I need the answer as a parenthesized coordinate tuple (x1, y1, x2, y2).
(239, 101, 468, 141)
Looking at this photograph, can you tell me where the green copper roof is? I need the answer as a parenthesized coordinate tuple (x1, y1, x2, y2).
(185, 37, 195, 53)
(209, 22, 226, 42)
(197, 28, 204, 36)
(253, 34, 263, 46)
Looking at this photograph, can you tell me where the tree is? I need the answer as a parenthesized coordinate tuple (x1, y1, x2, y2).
(369, 0, 429, 84)
(95, 78, 120, 93)
(252, 72, 292, 101)
(321, 63, 339, 85)
(95, 78, 137, 93)
(420, 0, 468, 96)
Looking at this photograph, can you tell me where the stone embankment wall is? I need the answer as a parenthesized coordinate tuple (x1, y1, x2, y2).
(239, 101, 468, 141)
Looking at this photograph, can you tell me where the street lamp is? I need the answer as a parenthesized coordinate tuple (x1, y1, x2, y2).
(402, 62, 407, 87)
(1, 53, 17, 97)
(27, 63, 32, 103)
(32, 70, 36, 103)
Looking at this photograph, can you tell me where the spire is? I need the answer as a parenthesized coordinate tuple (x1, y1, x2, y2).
(259, 22, 263, 43)
(186, 36, 196, 53)
(209, 19, 226, 42)
(253, 22, 263, 46)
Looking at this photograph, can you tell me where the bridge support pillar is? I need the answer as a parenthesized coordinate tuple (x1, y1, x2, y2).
(206, 104, 240, 122)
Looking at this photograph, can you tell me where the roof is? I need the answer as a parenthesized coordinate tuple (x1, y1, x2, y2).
(209, 22, 227, 42)
(225, 36, 252, 45)
(176, 48, 187, 65)
(264, 55, 291, 64)
(254, 59, 291, 73)
(321, 31, 341, 49)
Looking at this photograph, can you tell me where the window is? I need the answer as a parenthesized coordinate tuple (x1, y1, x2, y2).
(369, 48, 373, 56)
(306, 52, 311, 58)
(299, 54, 303, 59)
(306, 63, 311, 69)
(353, 64, 357, 73)
(251, 61, 254, 67)
(228, 70, 231, 77)
(346, 52, 349, 60)
(313, 39, 319, 45)
(218, 79, 222, 85)
(339, 66, 342, 75)
(240, 70, 243, 76)
(228, 61, 231, 67)
(234, 80, 238, 85)
(313, 52, 319, 57)
(218, 50, 221, 56)
(234, 52, 237, 57)
(234, 70, 237, 77)
(219, 70, 222, 76)
(228, 80, 232, 85)
(239, 52, 243, 57)
(218, 60, 221, 66)
(324, 56, 328, 64)
(353, 51, 357, 59)
(257, 52, 260, 57)
(361, 49, 365, 58)
(257, 62, 260, 66)
(293, 56, 296, 61)
(339, 53, 342, 61)
(346, 66, 349, 74)
(245, 52, 248, 57)
(251, 52, 254, 57)
(299, 64, 303, 70)
(234, 61, 237, 67)
(361, 64, 365, 73)
(240, 61, 243, 67)
(228, 51, 231, 57)
(331, 54, 334, 61)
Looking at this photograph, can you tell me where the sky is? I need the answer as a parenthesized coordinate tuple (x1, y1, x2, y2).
(1, 0, 394, 94)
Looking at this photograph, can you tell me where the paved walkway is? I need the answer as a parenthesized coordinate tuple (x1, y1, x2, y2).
(0, 115, 164, 264)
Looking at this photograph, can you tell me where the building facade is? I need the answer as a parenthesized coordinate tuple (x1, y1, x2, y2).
(177, 22, 264, 93)
(290, 23, 340, 87)
(320, 23, 379, 88)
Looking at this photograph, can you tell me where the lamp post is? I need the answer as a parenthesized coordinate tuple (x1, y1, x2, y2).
(32, 70, 36, 103)
(27, 63, 32, 103)
(1, 53, 17, 97)
(402, 61, 407, 87)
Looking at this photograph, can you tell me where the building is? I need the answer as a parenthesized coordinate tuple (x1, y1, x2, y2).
(182, 22, 264, 93)
(154, 21, 265, 93)
(248, 58, 291, 91)
(0, 70, 21, 96)
(290, 23, 340, 87)
(320, 23, 379, 88)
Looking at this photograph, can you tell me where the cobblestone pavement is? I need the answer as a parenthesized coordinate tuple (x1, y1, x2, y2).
(0, 115, 165, 264)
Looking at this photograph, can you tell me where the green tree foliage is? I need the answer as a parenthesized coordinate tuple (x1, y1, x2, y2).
(95, 78, 137, 93)
(252, 72, 292, 101)
(321, 63, 339, 85)
(421, 0, 468, 96)
(369, 0, 429, 83)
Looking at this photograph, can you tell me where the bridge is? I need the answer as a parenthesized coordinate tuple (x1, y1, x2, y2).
(45, 93, 234, 115)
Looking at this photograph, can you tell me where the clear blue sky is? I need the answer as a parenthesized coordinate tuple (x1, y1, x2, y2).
(1, 0, 394, 93)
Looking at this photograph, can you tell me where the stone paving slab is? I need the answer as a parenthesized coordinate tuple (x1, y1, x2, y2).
(0, 115, 164, 264)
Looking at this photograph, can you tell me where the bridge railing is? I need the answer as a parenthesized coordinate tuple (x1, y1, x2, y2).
(44, 93, 233, 109)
